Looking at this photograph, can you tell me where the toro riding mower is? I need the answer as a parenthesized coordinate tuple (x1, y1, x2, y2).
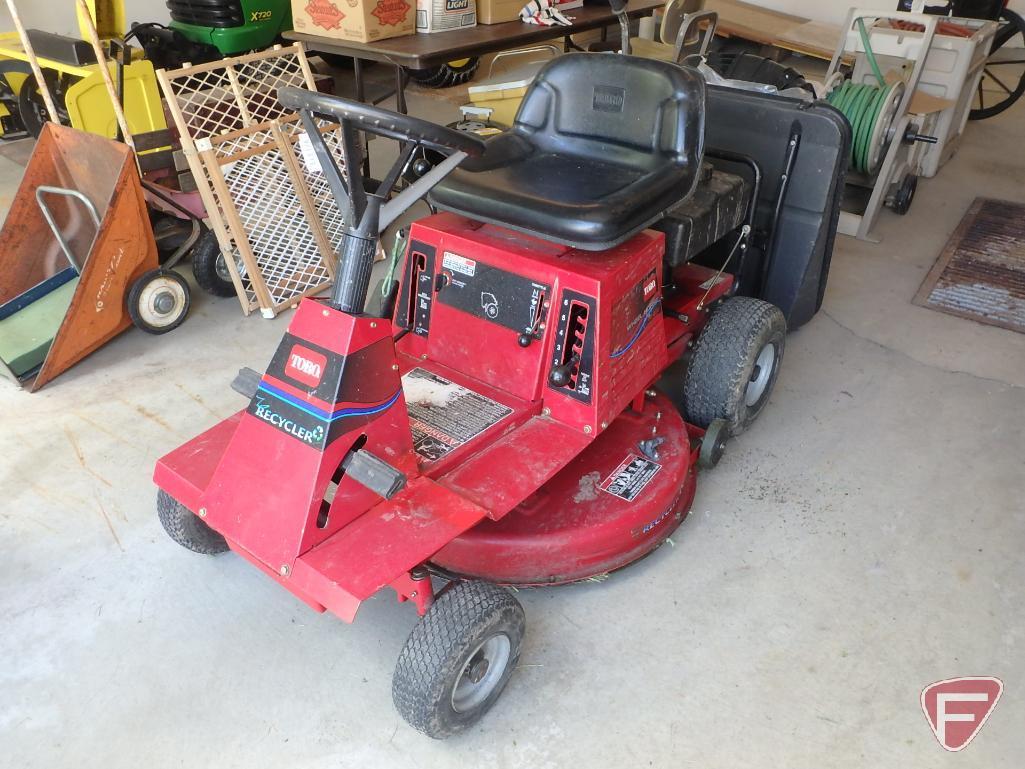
(153, 30, 847, 737)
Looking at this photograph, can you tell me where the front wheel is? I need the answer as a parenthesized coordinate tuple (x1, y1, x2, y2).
(392, 579, 525, 738)
(157, 490, 229, 555)
(406, 58, 480, 89)
(683, 296, 786, 434)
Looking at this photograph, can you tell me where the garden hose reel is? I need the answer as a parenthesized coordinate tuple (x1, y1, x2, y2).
(827, 79, 906, 176)
(825, 9, 940, 241)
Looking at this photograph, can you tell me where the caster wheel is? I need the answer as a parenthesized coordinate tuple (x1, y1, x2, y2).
(888, 173, 917, 216)
(683, 296, 786, 435)
(191, 229, 236, 297)
(156, 490, 228, 555)
(392, 579, 525, 739)
(127, 269, 190, 334)
(698, 418, 729, 469)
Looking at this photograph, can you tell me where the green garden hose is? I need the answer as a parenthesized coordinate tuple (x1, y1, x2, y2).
(381, 227, 408, 296)
(827, 79, 902, 174)
(826, 18, 902, 175)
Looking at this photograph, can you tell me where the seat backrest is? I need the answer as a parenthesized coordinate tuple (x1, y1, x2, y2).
(513, 53, 704, 168)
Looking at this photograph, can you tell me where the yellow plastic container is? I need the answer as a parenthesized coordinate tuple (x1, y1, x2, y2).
(467, 63, 543, 127)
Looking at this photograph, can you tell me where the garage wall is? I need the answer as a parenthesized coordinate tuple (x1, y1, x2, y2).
(0, 0, 172, 37)
(744, 0, 1024, 24)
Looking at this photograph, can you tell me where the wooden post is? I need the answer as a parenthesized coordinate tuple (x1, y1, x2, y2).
(3, 0, 60, 123)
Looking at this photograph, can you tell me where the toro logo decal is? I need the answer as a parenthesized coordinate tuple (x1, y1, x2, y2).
(921, 677, 1002, 752)
(372, 0, 411, 26)
(642, 268, 658, 302)
(305, 0, 345, 29)
(285, 345, 327, 388)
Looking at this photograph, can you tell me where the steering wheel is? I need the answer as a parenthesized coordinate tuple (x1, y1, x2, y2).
(277, 86, 486, 157)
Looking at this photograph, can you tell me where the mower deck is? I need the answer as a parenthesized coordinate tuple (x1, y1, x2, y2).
(433, 390, 694, 585)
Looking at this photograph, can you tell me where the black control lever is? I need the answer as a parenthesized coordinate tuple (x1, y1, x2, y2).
(548, 355, 579, 388)
(903, 125, 939, 145)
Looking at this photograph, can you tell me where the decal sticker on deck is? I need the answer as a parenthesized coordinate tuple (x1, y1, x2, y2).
(600, 454, 661, 502)
(403, 368, 513, 462)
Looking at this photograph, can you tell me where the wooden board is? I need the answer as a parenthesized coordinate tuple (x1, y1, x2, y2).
(704, 0, 807, 47)
(775, 19, 846, 61)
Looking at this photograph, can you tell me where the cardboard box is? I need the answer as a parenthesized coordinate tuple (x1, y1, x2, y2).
(476, 0, 521, 24)
(417, 0, 477, 33)
(476, 0, 581, 24)
(291, 0, 415, 44)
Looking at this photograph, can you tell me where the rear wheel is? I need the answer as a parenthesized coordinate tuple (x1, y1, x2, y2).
(392, 579, 525, 738)
(406, 57, 481, 89)
(683, 296, 786, 434)
(887, 173, 917, 215)
(191, 229, 236, 297)
(970, 9, 1025, 120)
(157, 490, 228, 555)
(18, 72, 71, 138)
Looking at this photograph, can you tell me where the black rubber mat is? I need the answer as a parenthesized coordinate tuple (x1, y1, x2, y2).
(914, 197, 1025, 333)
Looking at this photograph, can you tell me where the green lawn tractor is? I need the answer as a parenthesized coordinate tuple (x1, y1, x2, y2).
(134, 0, 477, 87)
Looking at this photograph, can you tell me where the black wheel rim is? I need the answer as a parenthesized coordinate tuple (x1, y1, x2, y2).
(971, 10, 1025, 120)
(19, 76, 70, 138)
(0, 61, 31, 138)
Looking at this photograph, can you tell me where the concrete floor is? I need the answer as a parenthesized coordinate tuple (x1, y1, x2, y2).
(2, 62, 1024, 769)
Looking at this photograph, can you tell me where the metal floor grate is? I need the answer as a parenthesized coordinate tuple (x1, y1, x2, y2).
(914, 197, 1025, 334)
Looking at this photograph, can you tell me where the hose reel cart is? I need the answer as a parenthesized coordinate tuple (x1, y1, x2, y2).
(825, 9, 943, 242)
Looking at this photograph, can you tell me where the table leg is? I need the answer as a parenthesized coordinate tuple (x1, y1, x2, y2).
(395, 65, 408, 115)
(353, 57, 365, 103)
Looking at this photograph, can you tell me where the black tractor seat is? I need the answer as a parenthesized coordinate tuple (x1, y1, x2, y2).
(429, 53, 706, 251)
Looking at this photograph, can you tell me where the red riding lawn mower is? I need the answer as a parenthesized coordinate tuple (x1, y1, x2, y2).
(153, 27, 848, 737)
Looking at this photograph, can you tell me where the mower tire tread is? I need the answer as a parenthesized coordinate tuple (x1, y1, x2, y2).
(157, 490, 229, 555)
(392, 579, 524, 739)
(683, 296, 785, 434)
(406, 58, 480, 89)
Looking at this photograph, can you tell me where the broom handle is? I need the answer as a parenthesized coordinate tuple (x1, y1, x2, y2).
(3, 0, 60, 123)
(74, 0, 134, 149)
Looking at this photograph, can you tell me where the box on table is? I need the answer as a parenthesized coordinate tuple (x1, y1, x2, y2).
(417, 0, 477, 32)
(291, 0, 416, 43)
(477, 0, 581, 24)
